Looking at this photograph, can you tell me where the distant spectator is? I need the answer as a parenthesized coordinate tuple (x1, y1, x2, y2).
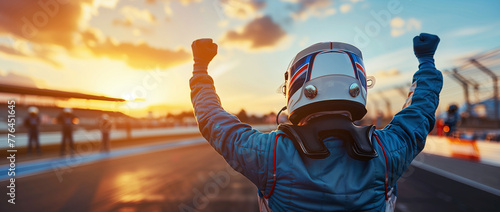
(376, 110, 383, 128)
(57, 108, 77, 156)
(444, 104, 459, 137)
(24, 106, 41, 154)
(99, 114, 112, 153)
(125, 118, 132, 139)
(485, 133, 500, 142)
(436, 119, 444, 136)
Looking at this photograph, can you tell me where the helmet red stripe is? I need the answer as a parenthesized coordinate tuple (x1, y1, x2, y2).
(356, 62, 366, 75)
(289, 63, 309, 85)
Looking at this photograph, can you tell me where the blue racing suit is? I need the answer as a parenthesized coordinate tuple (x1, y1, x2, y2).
(190, 59, 442, 211)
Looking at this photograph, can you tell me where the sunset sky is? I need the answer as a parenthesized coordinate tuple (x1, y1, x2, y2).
(0, 0, 499, 117)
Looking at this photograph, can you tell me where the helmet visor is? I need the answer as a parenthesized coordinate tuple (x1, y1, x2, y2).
(286, 50, 367, 99)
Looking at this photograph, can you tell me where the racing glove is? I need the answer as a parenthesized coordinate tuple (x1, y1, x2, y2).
(413, 33, 440, 69)
(191, 38, 218, 73)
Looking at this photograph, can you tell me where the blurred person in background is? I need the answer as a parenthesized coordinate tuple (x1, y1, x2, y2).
(189, 33, 442, 211)
(376, 110, 384, 128)
(436, 118, 445, 136)
(99, 114, 112, 153)
(24, 106, 41, 154)
(444, 104, 459, 137)
(125, 118, 132, 139)
(57, 107, 77, 156)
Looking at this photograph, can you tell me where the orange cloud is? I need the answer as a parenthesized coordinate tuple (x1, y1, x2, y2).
(0, 70, 45, 88)
(0, 0, 91, 49)
(219, 0, 266, 19)
(0, 43, 61, 67)
(112, 19, 133, 27)
(221, 16, 287, 49)
(145, 0, 201, 5)
(93, 0, 120, 8)
(0, 0, 190, 70)
(374, 69, 401, 78)
(120, 5, 157, 23)
(112, 5, 157, 36)
(285, 0, 336, 20)
(82, 30, 190, 69)
(340, 4, 352, 13)
(390, 17, 422, 37)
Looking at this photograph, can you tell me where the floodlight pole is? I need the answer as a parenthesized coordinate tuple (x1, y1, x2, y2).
(470, 59, 499, 122)
(396, 83, 413, 99)
(377, 92, 392, 118)
(453, 68, 480, 103)
(396, 87, 408, 99)
(448, 69, 472, 115)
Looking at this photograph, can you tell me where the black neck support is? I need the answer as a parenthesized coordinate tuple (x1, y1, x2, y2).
(278, 115, 378, 161)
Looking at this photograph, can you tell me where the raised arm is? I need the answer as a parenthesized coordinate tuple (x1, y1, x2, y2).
(189, 39, 274, 189)
(376, 33, 443, 182)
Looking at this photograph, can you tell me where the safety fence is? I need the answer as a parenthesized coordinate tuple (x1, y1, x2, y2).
(425, 135, 500, 167)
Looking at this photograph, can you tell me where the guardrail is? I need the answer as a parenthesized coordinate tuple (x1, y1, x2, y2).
(0, 124, 277, 149)
(425, 135, 500, 167)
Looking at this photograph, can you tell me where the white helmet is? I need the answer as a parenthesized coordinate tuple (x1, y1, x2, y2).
(63, 107, 73, 113)
(284, 42, 369, 125)
(28, 106, 39, 114)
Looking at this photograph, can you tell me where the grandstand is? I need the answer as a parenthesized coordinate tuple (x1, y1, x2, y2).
(0, 84, 129, 133)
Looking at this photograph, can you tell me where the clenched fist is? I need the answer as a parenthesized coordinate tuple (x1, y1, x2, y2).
(413, 33, 440, 59)
(192, 38, 218, 65)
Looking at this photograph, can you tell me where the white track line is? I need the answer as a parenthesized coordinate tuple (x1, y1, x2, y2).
(411, 160, 500, 196)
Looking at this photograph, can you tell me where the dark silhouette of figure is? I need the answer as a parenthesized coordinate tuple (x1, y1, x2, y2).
(57, 108, 77, 156)
(376, 110, 384, 128)
(24, 106, 41, 154)
(436, 119, 445, 136)
(99, 114, 112, 153)
(444, 104, 459, 137)
(125, 118, 132, 139)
